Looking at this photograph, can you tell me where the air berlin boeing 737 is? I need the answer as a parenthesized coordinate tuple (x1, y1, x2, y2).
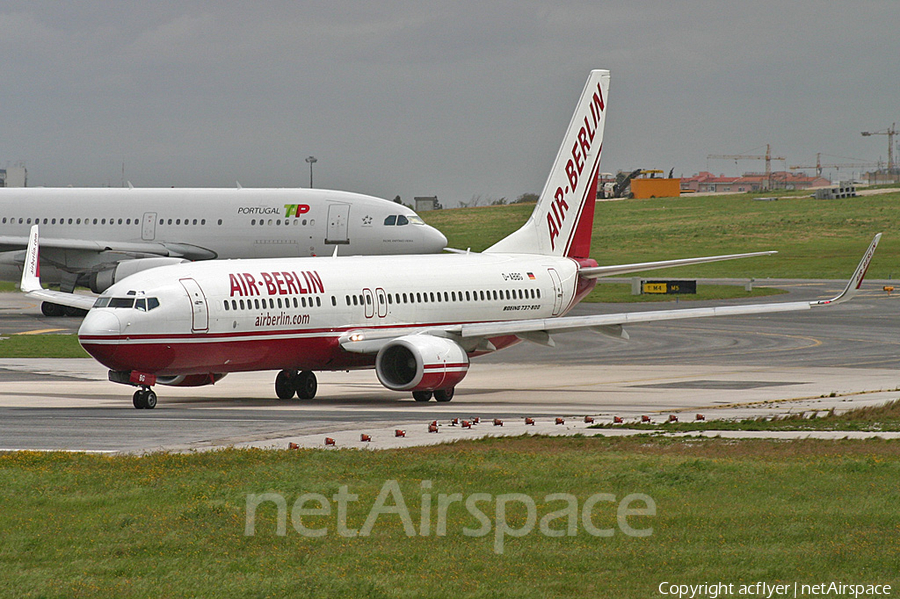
(21, 70, 881, 408)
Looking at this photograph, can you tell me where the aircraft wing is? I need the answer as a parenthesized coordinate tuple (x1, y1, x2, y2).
(577, 250, 777, 279)
(18, 226, 98, 311)
(341, 234, 881, 354)
(0, 235, 216, 260)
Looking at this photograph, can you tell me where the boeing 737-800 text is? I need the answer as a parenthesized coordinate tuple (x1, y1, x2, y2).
(21, 70, 881, 408)
(1, 186, 447, 315)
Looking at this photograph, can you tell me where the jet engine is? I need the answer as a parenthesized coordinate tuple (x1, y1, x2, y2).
(156, 373, 227, 387)
(375, 335, 469, 392)
(90, 257, 188, 293)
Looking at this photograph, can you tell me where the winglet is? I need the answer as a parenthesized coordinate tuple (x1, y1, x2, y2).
(20, 225, 42, 293)
(812, 233, 882, 306)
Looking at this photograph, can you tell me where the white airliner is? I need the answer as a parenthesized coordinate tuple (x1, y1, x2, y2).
(21, 70, 881, 409)
(0, 186, 447, 315)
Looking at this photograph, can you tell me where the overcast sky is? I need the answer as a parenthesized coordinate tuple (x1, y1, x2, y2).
(2, 1, 898, 205)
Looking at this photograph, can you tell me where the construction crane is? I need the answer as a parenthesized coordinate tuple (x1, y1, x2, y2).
(789, 153, 877, 178)
(861, 123, 897, 174)
(707, 144, 786, 190)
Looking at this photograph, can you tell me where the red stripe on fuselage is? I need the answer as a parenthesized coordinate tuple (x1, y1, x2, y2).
(79, 326, 521, 376)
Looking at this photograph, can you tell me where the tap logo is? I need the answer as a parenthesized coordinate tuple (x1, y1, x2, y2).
(284, 204, 311, 218)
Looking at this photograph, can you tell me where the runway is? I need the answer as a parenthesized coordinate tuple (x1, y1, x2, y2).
(0, 280, 898, 453)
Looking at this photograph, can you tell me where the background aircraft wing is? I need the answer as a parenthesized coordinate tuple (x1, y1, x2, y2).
(0, 235, 216, 260)
(18, 226, 100, 311)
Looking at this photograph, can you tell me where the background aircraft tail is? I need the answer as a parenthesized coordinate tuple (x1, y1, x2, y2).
(486, 69, 609, 259)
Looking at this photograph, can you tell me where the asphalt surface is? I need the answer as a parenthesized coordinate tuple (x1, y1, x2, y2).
(0, 280, 897, 453)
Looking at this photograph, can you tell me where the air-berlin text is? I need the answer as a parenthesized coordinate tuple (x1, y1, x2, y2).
(229, 271, 325, 297)
(548, 81, 605, 250)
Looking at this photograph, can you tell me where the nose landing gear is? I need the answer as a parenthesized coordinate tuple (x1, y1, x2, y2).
(132, 387, 157, 409)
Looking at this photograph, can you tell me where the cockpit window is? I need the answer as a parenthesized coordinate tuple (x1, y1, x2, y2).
(108, 297, 134, 309)
(396, 215, 409, 226)
(99, 296, 160, 310)
(406, 214, 425, 225)
(384, 215, 397, 226)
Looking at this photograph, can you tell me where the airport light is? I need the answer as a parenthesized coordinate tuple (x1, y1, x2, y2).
(305, 156, 317, 187)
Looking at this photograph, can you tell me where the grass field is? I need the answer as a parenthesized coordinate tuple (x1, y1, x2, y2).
(2, 436, 899, 598)
(422, 191, 900, 279)
(0, 334, 88, 358)
(594, 398, 900, 433)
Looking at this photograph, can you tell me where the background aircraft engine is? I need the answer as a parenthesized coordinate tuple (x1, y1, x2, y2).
(375, 335, 469, 392)
(156, 373, 227, 387)
(89, 257, 188, 293)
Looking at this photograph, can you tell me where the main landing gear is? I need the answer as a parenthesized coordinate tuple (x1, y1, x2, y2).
(275, 369, 318, 400)
(412, 388, 455, 402)
(41, 302, 88, 317)
(132, 387, 157, 409)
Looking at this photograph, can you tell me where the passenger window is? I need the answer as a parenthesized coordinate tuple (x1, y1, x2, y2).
(316, 297, 321, 307)
(384, 215, 397, 226)
(397, 215, 409, 226)
(224, 301, 230, 311)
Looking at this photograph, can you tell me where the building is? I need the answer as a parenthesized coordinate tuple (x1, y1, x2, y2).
(681, 171, 829, 193)
(414, 196, 442, 211)
(0, 165, 27, 187)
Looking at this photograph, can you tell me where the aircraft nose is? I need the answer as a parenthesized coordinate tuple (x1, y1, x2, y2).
(423, 225, 448, 252)
(78, 310, 122, 368)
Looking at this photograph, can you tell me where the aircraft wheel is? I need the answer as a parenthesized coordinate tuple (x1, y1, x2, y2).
(412, 391, 433, 402)
(434, 388, 454, 402)
(295, 371, 317, 400)
(132, 389, 157, 409)
(41, 302, 62, 317)
(275, 370, 297, 400)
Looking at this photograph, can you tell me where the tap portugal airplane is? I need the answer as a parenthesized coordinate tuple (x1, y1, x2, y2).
(0, 185, 447, 315)
(20, 70, 881, 409)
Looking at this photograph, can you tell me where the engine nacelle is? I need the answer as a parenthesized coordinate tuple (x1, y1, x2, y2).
(375, 335, 469, 392)
(156, 373, 227, 387)
(90, 257, 188, 293)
